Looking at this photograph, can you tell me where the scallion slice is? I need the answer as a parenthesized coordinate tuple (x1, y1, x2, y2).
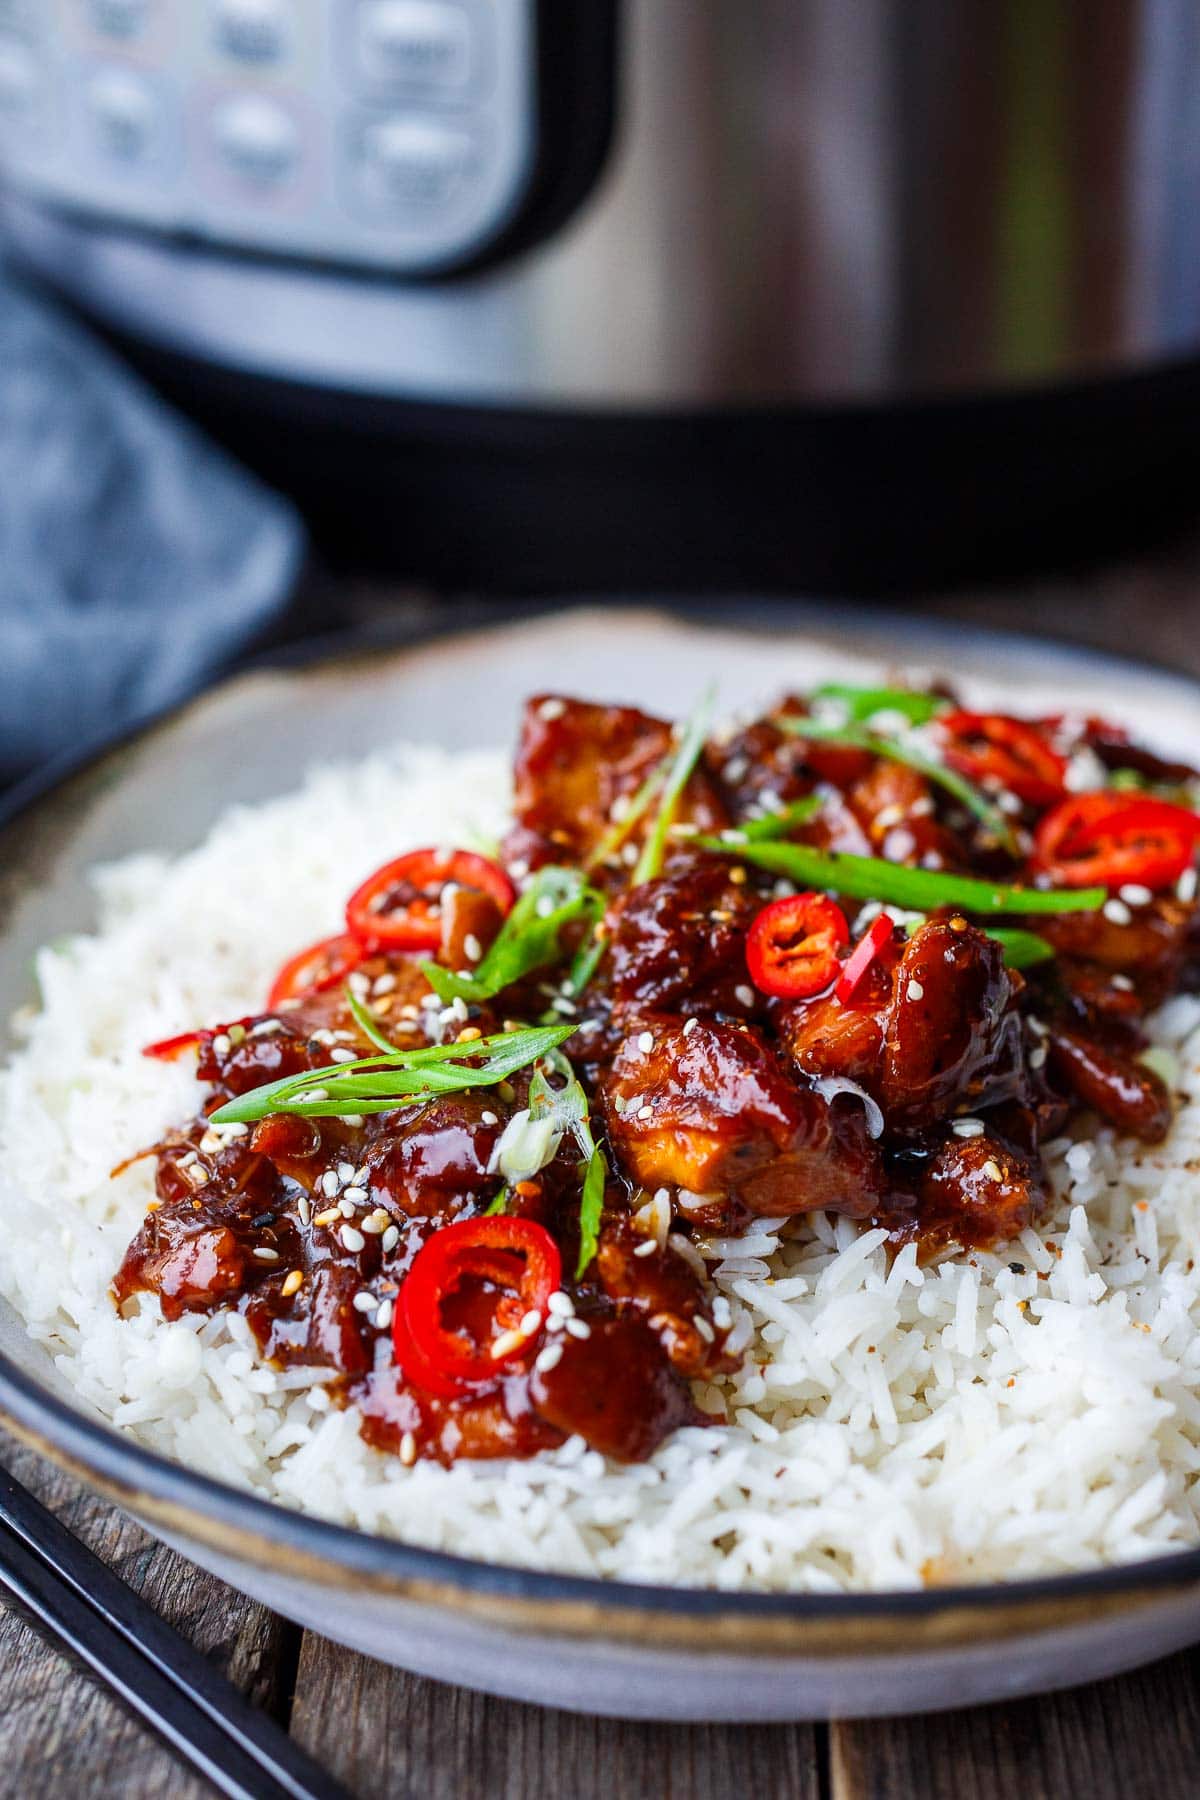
(695, 836, 1104, 916)
(632, 687, 716, 887)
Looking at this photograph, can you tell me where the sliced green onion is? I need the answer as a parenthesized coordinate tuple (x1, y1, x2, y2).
(632, 686, 716, 887)
(343, 984, 403, 1054)
(527, 1048, 607, 1277)
(777, 717, 1018, 854)
(730, 794, 824, 843)
(209, 1023, 575, 1124)
(484, 1185, 512, 1216)
(423, 865, 604, 1005)
(695, 836, 1104, 916)
(587, 754, 670, 869)
(980, 927, 1057, 968)
(811, 684, 947, 726)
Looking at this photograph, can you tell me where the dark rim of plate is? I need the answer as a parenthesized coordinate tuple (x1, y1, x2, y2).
(3, 595, 1200, 1623)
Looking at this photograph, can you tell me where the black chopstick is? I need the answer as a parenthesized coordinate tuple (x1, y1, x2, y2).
(0, 1463, 349, 1800)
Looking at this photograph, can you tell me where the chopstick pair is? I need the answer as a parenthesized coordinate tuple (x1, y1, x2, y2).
(0, 1462, 348, 1800)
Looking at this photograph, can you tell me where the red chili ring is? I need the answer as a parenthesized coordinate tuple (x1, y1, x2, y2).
(1033, 792, 1200, 890)
(745, 891, 849, 1000)
(266, 932, 366, 1009)
(346, 849, 516, 952)
(937, 711, 1068, 807)
(394, 1216, 562, 1395)
(834, 914, 896, 1005)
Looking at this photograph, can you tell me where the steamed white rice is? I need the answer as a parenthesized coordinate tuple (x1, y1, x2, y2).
(4, 740, 1200, 1593)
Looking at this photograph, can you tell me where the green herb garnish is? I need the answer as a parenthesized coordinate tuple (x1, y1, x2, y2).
(811, 684, 946, 726)
(728, 794, 824, 843)
(632, 686, 716, 887)
(423, 865, 604, 1005)
(527, 1049, 607, 1277)
(695, 836, 1104, 916)
(778, 717, 1019, 853)
(343, 984, 403, 1054)
(983, 927, 1057, 969)
(587, 754, 670, 870)
(208, 1023, 575, 1125)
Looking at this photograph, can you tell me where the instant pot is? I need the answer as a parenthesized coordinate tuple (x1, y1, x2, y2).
(3, 1, 1200, 591)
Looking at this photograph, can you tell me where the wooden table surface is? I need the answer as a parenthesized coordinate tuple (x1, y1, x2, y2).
(5, 541, 1200, 1800)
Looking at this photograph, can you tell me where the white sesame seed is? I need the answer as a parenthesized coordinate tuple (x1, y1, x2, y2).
(735, 984, 755, 1008)
(297, 1196, 311, 1225)
(1178, 867, 1198, 902)
(633, 1239, 657, 1257)
(1111, 974, 1134, 992)
(534, 1342, 563, 1374)
(538, 697, 567, 720)
(375, 1297, 394, 1331)
(342, 1186, 368, 1206)
(637, 1031, 654, 1054)
(682, 1017, 699, 1037)
(552, 997, 577, 1016)
(906, 979, 925, 1001)
(451, 997, 469, 1023)
(951, 1118, 985, 1138)
(547, 1290, 575, 1318)
(340, 1225, 365, 1253)
(330, 1047, 358, 1063)
(982, 1158, 1004, 1183)
(1029, 1045, 1048, 1069)
(481, 1110, 499, 1126)
(352, 1291, 376, 1313)
(490, 1327, 527, 1360)
(281, 1269, 304, 1298)
(399, 1430, 417, 1464)
(338, 1198, 357, 1219)
(252, 1247, 279, 1262)
(1118, 883, 1153, 907)
(693, 1315, 715, 1343)
(536, 895, 556, 918)
(520, 1309, 543, 1335)
(301, 1087, 330, 1103)
(313, 1207, 340, 1228)
(341, 1115, 364, 1127)
(463, 934, 483, 963)
(621, 842, 640, 867)
(564, 1318, 591, 1340)
(348, 972, 370, 997)
(1103, 898, 1133, 926)
(372, 972, 397, 996)
(360, 1210, 390, 1235)
(211, 1033, 231, 1057)
(636, 1104, 654, 1120)
(381, 1225, 400, 1253)
(320, 1170, 341, 1198)
(310, 1028, 336, 1047)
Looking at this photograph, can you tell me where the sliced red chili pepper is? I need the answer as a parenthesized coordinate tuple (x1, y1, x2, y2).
(1033, 793, 1200, 890)
(834, 914, 895, 1005)
(266, 932, 365, 1009)
(745, 891, 849, 999)
(345, 848, 516, 952)
(394, 1216, 562, 1395)
(937, 711, 1068, 806)
(142, 1029, 206, 1061)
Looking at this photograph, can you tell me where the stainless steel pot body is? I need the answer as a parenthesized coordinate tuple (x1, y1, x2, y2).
(3, 0, 1200, 407)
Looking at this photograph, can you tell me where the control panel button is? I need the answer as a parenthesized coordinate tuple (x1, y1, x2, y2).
(86, 0, 153, 40)
(211, 0, 291, 66)
(211, 91, 298, 184)
(348, 112, 477, 213)
(354, 1, 474, 96)
(87, 65, 161, 165)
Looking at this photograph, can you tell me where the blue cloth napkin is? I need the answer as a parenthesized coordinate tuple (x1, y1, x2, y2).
(0, 265, 305, 785)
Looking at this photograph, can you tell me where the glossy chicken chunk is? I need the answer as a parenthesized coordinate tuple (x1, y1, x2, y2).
(505, 694, 727, 872)
(605, 857, 761, 1017)
(601, 1015, 884, 1219)
(780, 918, 1023, 1134)
(895, 1130, 1047, 1249)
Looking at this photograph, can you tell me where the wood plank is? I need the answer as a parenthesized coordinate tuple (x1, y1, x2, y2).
(0, 1430, 294, 1800)
(289, 1634, 822, 1800)
(830, 1646, 1200, 1800)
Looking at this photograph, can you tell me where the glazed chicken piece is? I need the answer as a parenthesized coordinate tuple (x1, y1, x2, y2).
(605, 855, 763, 1018)
(601, 1015, 884, 1219)
(1043, 1023, 1172, 1142)
(504, 694, 728, 873)
(778, 917, 1025, 1134)
(892, 1129, 1047, 1249)
(1041, 897, 1196, 1010)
